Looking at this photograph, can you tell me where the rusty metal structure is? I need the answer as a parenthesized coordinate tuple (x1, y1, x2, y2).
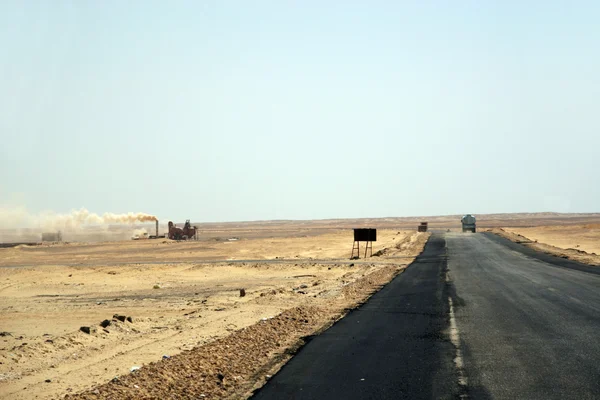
(168, 220, 198, 240)
(417, 222, 428, 232)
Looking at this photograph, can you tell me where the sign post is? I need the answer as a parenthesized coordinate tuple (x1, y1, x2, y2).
(351, 228, 377, 259)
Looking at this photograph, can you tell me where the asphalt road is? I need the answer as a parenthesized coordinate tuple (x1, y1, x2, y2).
(252, 233, 600, 399)
(448, 233, 600, 399)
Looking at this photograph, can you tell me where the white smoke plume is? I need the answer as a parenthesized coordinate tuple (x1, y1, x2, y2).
(0, 206, 157, 231)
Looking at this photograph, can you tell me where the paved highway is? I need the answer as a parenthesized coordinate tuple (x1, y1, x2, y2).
(252, 232, 600, 399)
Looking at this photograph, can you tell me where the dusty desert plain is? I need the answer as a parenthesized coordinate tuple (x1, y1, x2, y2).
(1, 212, 599, 399)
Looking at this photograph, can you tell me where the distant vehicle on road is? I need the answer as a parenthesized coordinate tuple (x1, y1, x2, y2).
(461, 214, 476, 232)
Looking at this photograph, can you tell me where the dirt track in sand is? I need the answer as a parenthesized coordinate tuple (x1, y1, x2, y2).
(0, 229, 427, 400)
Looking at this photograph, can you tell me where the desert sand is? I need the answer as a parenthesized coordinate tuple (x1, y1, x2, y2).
(492, 224, 600, 266)
(4, 211, 600, 245)
(501, 225, 600, 255)
(0, 228, 427, 399)
(2, 212, 600, 399)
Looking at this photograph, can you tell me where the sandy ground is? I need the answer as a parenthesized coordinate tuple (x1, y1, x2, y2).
(0, 229, 407, 268)
(0, 229, 427, 400)
(490, 225, 600, 266)
(3, 212, 600, 399)
(501, 225, 600, 255)
(4, 212, 600, 245)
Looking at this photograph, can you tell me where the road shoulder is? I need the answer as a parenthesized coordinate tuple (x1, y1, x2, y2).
(252, 234, 460, 400)
(484, 231, 600, 275)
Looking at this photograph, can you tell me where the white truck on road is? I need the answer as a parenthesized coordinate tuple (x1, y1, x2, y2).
(461, 214, 476, 233)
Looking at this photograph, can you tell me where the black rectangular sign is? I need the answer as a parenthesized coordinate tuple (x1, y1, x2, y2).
(354, 228, 376, 242)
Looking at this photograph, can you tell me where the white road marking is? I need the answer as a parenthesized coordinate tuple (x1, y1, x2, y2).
(446, 264, 468, 396)
(446, 235, 468, 396)
(448, 296, 468, 395)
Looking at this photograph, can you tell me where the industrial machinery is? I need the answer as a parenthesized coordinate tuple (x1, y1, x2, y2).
(149, 220, 161, 239)
(138, 220, 165, 240)
(417, 222, 428, 232)
(168, 220, 198, 240)
(461, 214, 476, 233)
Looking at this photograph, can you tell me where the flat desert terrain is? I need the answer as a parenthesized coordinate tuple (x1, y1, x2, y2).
(501, 225, 600, 254)
(0, 227, 427, 399)
(492, 224, 600, 266)
(1, 212, 599, 399)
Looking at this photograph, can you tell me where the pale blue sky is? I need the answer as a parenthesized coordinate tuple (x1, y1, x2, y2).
(1, 1, 599, 222)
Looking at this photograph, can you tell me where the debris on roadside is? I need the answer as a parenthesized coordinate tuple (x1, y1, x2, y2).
(113, 315, 126, 322)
